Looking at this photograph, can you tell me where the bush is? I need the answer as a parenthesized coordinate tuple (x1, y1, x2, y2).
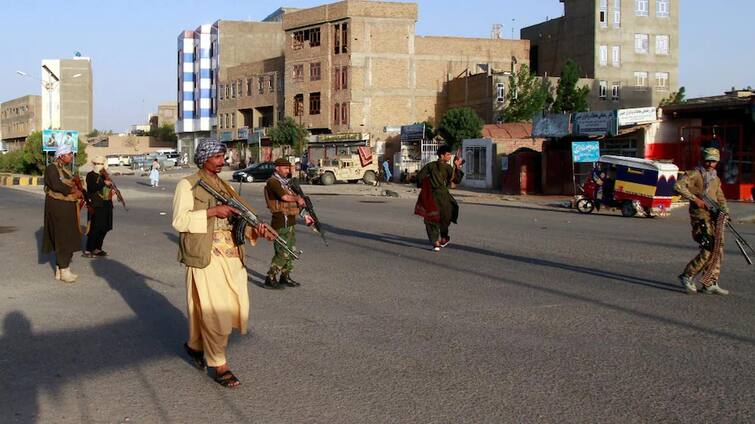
(0, 150, 25, 173)
(0, 131, 87, 175)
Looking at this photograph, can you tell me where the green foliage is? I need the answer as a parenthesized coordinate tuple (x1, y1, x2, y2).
(501, 64, 553, 122)
(437, 107, 484, 149)
(269, 117, 309, 155)
(0, 131, 88, 175)
(86, 129, 100, 138)
(659, 86, 686, 107)
(148, 124, 177, 142)
(552, 60, 590, 113)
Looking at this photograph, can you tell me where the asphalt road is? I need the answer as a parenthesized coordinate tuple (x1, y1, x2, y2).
(1, 174, 754, 423)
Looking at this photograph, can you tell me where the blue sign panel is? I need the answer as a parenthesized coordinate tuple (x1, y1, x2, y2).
(42, 130, 79, 153)
(571, 141, 600, 163)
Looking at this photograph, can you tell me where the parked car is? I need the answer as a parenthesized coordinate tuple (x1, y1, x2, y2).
(232, 162, 276, 183)
(131, 153, 174, 170)
(106, 154, 130, 166)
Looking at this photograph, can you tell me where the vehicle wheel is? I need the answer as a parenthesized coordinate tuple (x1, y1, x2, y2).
(246, 175, 254, 183)
(576, 198, 595, 214)
(320, 172, 335, 185)
(621, 201, 638, 217)
(362, 170, 377, 185)
(348, 179, 358, 184)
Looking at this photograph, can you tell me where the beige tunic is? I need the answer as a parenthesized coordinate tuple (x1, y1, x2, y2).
(172, 178, 249, 367)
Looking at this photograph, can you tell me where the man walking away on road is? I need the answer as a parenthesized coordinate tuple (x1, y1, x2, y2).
(382, 159, 393, 184)
(674, 147, 730, 295)
(149, 159, 160, 187)
(83, 156, 114, 258)
(263, 158, 314, 289)
(42, 143, 84, 283)
(414, 144, 464, 251)
(172, 139, 277, 388)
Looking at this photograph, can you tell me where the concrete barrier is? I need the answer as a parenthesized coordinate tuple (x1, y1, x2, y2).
(0, 173, 43, 186)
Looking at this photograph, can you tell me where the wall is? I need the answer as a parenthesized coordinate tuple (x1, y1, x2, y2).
(1, 95, 42, 144)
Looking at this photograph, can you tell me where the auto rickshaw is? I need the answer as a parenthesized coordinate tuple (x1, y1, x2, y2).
(576, 155, 679, 217)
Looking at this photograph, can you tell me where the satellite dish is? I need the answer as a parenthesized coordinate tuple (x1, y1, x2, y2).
(74, 51, 82, 57)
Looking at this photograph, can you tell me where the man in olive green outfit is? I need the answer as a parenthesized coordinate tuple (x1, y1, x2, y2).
(264, 158, 314, 288)
(674, 147, 730, 295)
(415, 144, 464, 251)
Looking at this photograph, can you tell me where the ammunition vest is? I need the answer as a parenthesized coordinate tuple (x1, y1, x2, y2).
(45, 162, 79, 202)
(265, 178, 300, 216)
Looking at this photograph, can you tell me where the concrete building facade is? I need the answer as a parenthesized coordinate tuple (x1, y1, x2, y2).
(176, 20, 287, 158)
(157, 102, 177, 127)
(522, 0, 679, 110)
(281, 0, 528, 147)
(0, 95, 42, 151)
(40, 57, 93, 134)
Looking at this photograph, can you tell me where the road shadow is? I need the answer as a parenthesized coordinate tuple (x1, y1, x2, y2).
(34, 226, 56, 274)
(0, 259, 192, 423)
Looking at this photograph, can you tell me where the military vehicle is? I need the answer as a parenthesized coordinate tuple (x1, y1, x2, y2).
(306, 154, 378, 185)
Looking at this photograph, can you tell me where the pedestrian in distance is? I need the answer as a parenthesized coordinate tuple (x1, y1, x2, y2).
(674, 147, 731, 295)
(42, 143, 84, 283)
(263, 158, 314, 289)
(83, 156, 114, 258)
(149, 158, 160, 187)
(172, 139, 277, 388)
(382, 159, 393, 184)
(414, 144, 464, 252)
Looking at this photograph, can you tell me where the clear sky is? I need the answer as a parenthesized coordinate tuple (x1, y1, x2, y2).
(1, 0, 752, 132)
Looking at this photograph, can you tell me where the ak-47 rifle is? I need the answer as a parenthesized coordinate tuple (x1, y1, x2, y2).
(290, 178, 328, 246)
(100, 168, 128, 211)
(195, 179, 302, 260)
(72, 175, 93, 214)
(702, 192, 754, 265)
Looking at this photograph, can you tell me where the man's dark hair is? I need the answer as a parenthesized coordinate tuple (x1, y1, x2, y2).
(436, 145, 452, 156)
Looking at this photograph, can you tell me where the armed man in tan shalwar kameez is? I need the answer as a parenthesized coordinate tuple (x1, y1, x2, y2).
(172, 139, 277, 388)
(674, 147, 730, 295)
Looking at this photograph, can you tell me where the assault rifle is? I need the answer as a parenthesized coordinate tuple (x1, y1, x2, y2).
(702, 192, 754, 265)
(196, 179, 302, 260)
(290, 178, 328, 246)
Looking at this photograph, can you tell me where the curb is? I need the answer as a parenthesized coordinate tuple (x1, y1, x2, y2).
(0, 174, 44, 186)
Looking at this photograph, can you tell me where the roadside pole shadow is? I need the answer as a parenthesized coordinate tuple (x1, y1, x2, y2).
(34, 227, 56, 274)
(320, 223, 427, 249)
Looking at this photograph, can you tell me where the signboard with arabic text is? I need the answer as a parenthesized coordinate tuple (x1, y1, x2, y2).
(617, 107, 657, 126)
(572, 111, 618, 137)
(571, 141, 601, 163)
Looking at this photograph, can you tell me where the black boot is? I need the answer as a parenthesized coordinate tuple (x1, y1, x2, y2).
(264, 275, 282, 289)
(280, 274, 301, 287)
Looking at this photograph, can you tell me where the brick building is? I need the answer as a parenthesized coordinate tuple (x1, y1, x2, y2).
(0, 95, 42, 151)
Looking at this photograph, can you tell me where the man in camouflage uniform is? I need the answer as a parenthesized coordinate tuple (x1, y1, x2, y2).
(674, 147, 730, 295)
(264, 158, 314, 288)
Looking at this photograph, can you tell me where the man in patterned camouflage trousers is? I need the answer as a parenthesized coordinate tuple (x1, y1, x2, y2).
(674, 147, 730, 295)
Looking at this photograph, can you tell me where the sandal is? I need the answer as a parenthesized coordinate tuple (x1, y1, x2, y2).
(93, 250, 108, 257)
(213, 369, 241, 388)
(82, 251, 94, 258)
(183, 343, 206, 370)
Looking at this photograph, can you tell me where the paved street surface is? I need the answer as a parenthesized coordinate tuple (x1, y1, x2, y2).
(1, 172, 754, 423)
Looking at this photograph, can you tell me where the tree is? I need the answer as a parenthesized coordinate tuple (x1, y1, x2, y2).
(659, 86, 686, 107)
(269, 117, 309, 156)
(0, 131, 86, 175)
(148, 123, 177, 142)
(501, 64, 553, 122)
(437, 107, 484, 149)
(552, 60, 590, 113)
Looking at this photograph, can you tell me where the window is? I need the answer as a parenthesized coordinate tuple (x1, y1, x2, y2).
(635, 0, 648, 16)
(294, 94, 304, 117)
(599, 80, 607, 99)
(258, 77, 264, 94)
(341, 66, 348, 89)
(334, 24, 340, 54)
(635, 33, 649, 53)
(656, 35, 669, 55)
(219, 84, 224, 100)
(613, 0, 621, 27)
(309, 92, 321, 115)
(231, 113, 236, 128)
(292, 27, 321, 49)
(268, 76, 274, 92)
(292, 64, 304, 82)
(612, 46, 621, 67)
(611, 83, 620, 99)
(634, 71, 648, 86)
(341, 102, 349, 125)
(655, 72, 669, 89)
(334, 103, 341, 125)
(225, 85, 230, 99)
(599, 0, 607, 27)
(310, 62, 321, 81)
(309, 27, 321, 47)
(496, 83, 505, 103)
(599, 45, 608, 66)
(657, 0, 670, 17)
(341, 22, 349, 53)
(292, 31, 304, 50)
(231, 81, 237, 98)
(334, 67, 341, 90)
(247, 79, 253, 96)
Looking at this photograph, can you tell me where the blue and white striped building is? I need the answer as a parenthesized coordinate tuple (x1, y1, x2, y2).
(176, 24, 218, 155)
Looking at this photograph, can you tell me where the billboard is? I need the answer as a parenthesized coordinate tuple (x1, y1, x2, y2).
(572, 111, 618, 137)
(571, 141, 601, 163)
(532, 114, 570, 138)
(617, 107, 657, 126)
(42, 130, 79, 153)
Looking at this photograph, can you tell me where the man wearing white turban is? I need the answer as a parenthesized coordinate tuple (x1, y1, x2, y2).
(42, 144, 83, 282)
